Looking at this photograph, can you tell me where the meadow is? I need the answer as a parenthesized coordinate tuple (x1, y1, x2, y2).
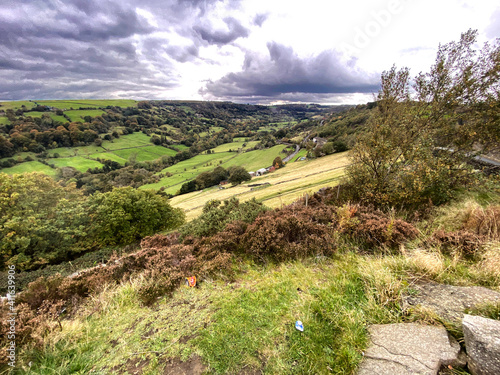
(35, 99, 137, 109)
(141, 145, 292, 194)
(0, 161, 57, 176)
(1, 133, 180, 176)
(64, 109, 106, 122)
(169, 152, 350, 221)
(47, 156, 104, 172)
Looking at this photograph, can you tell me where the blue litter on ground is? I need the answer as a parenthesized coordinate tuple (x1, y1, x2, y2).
(295, 320, 304, 332)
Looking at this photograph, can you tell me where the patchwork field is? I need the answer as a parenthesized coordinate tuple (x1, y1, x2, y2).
(35, 99, 137, 109)
(1, 133, 181, 175)
(168, 151, 350, 221)
(141, 145, 292, 194)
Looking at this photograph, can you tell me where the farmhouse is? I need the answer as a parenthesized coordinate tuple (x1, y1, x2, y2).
(256, 168, 267, 176)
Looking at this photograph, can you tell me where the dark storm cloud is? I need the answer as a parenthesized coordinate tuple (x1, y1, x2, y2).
(200, 42, 379, 102)
(194, 17, 250, 45)
(0, 0, 225, 100)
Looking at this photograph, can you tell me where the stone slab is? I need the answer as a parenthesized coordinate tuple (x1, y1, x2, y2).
(357, 323, 461, 375)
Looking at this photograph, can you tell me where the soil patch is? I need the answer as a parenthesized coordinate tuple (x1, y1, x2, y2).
(163, 355, 206, 375)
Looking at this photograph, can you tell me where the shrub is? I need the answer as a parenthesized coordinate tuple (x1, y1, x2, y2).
(461, 205, 500, 240)
(240, 205, 337, 263)
(431, 230, 484, 260)
(179, 198, 267, 238)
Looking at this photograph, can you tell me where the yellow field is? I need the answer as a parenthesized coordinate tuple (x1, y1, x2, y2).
(170, 151, 351, 221)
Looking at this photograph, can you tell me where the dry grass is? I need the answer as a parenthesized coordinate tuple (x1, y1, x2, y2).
(170, 152, 350, 221)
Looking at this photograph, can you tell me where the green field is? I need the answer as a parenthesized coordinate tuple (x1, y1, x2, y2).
(210, 141, 259, 153)
(169, 151, 350, 221)
(48, 157, 104, 172)
(65, 109, 106, 122)
(23, 111, 69, 122)
(292, 148, 308, 161)
(112, 145, 177, 162)
(0, 161, 57, 176)
(35, 99, 137, 109)
(90, 152, 127, 164)
(221, 145, 287, 172)
(100, 133, 152, 150)
(141, 145, 301, 195)
(0, 100, 36, 111)
(141, 152, 235, 193)
(0, 117, 10, 124)
(48, 145, 106, 158)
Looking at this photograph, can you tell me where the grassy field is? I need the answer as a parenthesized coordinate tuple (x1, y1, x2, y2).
(35, 99, 137, 109)
(48, 157, 104, 172)
(221, 145, 291, 172)
(65, 109, 106, 122)
(0, 117, 9, 124)
(0, 100, 36, 111)
(0, 161, 57, 176)
(22, 111, 69, 122)
(141, 152, 236, 193)
(2, 133, 181, 174)
(169, 152, 350, 221)
(141, 145, 291, 194)
(210, 140, 259, 153)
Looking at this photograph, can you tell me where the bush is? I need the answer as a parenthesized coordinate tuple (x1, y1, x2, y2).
(431, 230, 484, 260)
(87, 187, 185, 246)
(179, 198, 267, 239)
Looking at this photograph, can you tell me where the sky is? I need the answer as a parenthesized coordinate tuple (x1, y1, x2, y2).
(0, 0, 498, 104)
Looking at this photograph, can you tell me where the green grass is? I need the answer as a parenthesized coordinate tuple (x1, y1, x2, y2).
(0, 100, 36, 111)
(35, 99, 137, 109)
(101, 133, 151, 150)
(220, 145, 287, 172)
(210, 141, 259, 153)
(0, 161, 57, 176)
(0, 116, 10, 124)
(22, 111, 69, 122)
(48, 145, 106, 158)
(48, 157, 104, 172)
(112, 146, 177, 163)
(65, 109, 106, 122)
(293, 149, 309, 161)
(15, 255, 404, 375)
(90, 152, 127, 164)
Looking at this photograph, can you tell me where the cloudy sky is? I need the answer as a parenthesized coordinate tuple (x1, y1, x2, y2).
(0, 0, 498, 104)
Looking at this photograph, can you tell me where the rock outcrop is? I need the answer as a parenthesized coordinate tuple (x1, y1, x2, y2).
(357, 323, 461, 375)
(462, 314, 500, 375)
(403, 280, 500, 321)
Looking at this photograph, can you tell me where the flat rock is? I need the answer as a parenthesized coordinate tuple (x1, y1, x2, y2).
(462, 314, 500, 375)
(357, 323, 461, 375)
(403, 280, 500, 321)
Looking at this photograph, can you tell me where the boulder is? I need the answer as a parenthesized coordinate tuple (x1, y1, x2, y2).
(357, 323, 461, 375)
(462, 314, 500, 375)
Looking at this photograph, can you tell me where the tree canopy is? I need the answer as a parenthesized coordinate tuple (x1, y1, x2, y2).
(347, 30, 500, 208)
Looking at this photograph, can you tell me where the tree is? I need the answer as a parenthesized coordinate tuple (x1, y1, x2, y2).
(0, 173, 88, 270)
(273, 156, 284, 168)
(228, 166, 251, 185)
(347, 30, 500, 208)
(87, 187, 185, 246)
